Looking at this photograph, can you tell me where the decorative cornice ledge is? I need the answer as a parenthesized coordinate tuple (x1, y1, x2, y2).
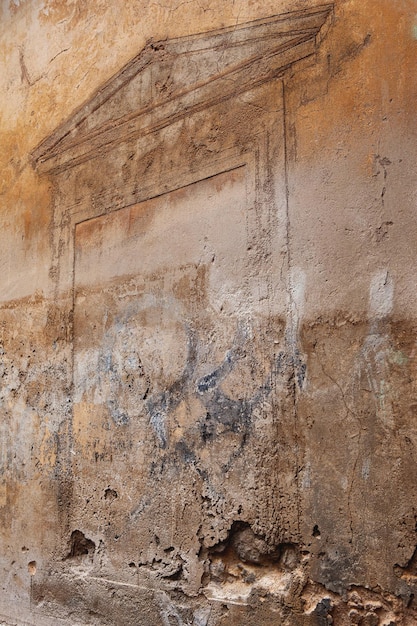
(31, 4, 333, 174)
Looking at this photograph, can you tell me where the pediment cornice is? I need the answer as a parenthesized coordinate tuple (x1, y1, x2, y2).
(31, 4, 333, 174)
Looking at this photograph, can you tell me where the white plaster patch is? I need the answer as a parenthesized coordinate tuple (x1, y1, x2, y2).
(301, 462, 311, 489)
(150, 411, 167, 448)
(287, 267, 306, 343)
(361, 458, 370, 480)
(193, 607, 211, 626)
(157, 590, 187, 626)
(290, 266, 306, 319)
(369, 270, 393, 318)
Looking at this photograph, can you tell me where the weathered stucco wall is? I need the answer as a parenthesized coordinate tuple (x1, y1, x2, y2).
(0, 1, 416, 624)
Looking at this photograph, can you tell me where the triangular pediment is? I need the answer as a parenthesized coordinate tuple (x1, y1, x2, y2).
(31, 4, 333, 173)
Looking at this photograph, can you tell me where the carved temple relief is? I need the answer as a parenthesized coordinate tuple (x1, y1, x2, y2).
(31, 5, 332, 605)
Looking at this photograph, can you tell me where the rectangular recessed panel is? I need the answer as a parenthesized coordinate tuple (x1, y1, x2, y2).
(72, 167, 289, 592)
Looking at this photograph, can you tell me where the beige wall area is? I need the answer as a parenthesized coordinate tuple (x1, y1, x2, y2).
(1, 1, 417, 624)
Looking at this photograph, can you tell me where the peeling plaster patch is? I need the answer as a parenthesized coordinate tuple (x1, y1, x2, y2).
(9, 0, 24, 11)
(369, 270, 393, 318)
(149, 409, 168, 448)
(301, 462, 311, 489)
(361, 458, 370, 480)
(389, 349, 408, 366)
(284, 267, 308, 390)
(193, 607, 211, 626)
(287, 267, 306, 347)
(289, 266, 306, 324)
(129, 496, 151, 521)
(157, 590, 187, 626)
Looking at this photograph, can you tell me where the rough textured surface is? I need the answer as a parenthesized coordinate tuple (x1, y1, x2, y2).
(0, 1, 416, 624)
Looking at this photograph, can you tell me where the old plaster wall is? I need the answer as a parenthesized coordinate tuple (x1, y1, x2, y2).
(0, 1, 416, 625)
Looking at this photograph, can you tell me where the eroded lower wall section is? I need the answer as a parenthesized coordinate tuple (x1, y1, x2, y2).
(1, 290, 417, 624)
(1, 243, 416, 625)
